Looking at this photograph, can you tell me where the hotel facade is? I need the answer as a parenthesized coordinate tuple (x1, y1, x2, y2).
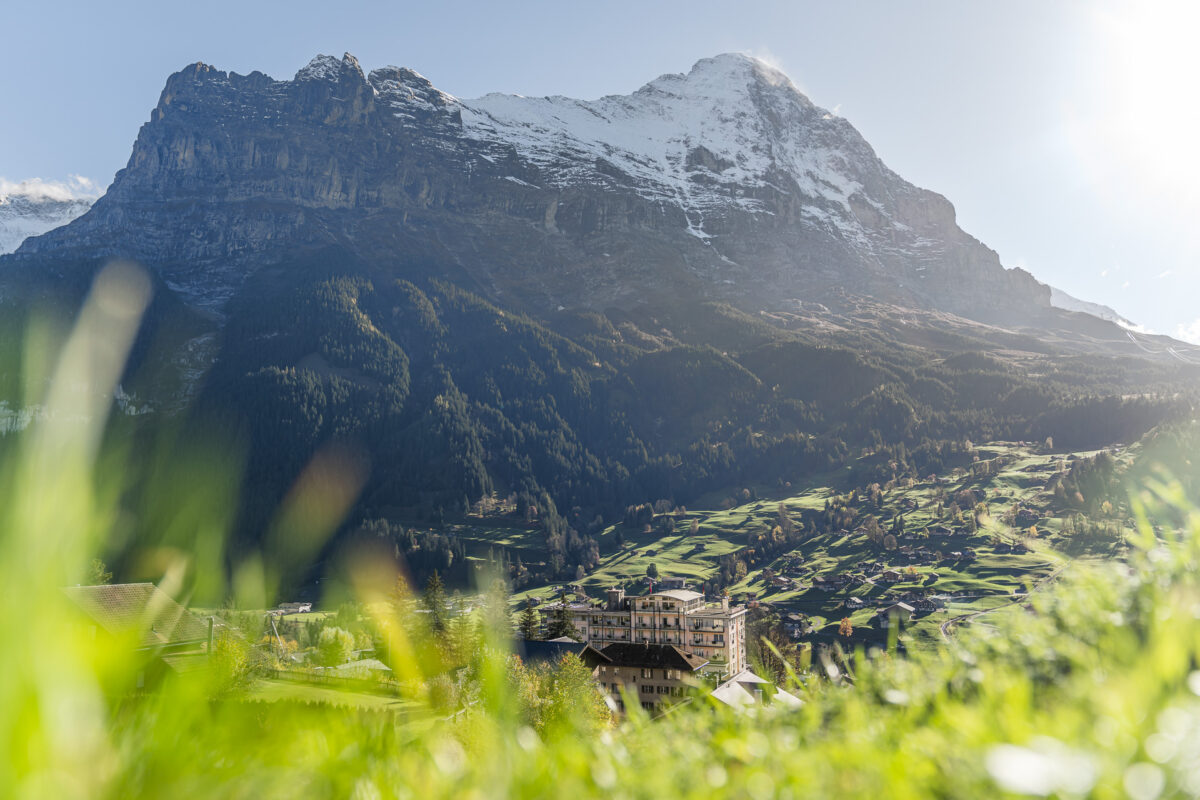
(553, 587, 747, 677)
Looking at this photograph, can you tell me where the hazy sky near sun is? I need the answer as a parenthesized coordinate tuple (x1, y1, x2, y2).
(3, 0, 1197, 338)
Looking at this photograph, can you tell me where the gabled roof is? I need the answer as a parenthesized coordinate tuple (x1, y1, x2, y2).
(330, 658, 392, 675)
(711, 680, 758, 707)
(598, 642, 708, 671)
(711, 669, 804, 710)
(880, 602, 915, 614)
(63, 583, 209, 649)
(515, 638, 591, 666)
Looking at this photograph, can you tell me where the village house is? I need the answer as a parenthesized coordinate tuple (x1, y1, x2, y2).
(873, 602, 915, 628)
(911, 597, 940, 614)
(274, 601, 312, 615)
(814, 573, 851, 591)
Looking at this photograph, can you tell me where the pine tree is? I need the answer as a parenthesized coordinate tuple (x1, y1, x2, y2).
(546, 603, 578, 640)
(88, 558, 113, 586)
(518, 603, 540, 640)
(423, 571, 448, 634)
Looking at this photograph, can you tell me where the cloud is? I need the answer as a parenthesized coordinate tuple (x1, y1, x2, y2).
(1157, 269, 1173, 279)
(1176, 319, 1200, 345)
(0, 176, 100, 202)
(743, 45, 786, 73)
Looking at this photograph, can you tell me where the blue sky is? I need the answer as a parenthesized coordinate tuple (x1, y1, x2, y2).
(3, 0, 1197, 338)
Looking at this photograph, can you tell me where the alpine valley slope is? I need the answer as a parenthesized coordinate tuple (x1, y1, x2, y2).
(1, 53, 1196, 576)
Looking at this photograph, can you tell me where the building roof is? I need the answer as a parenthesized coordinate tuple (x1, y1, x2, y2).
(880, 602, 916, 614)
(598, 642, 708, 671)
(711, 669, 804, 710)
(691, 604, 747, 617)
(63, 583, 209, 649)
(711, 680, 758, 707)
(515, 638, 591, 666)
(160, 653, 212, 675)
(650, 589, 703, 602)
(330, 658, 392, 676)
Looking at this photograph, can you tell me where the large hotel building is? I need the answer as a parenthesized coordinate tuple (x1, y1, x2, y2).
(550, 587, 747, 677)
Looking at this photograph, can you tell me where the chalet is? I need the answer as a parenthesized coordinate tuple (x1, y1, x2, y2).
(658, 576, 688, 590)
(911, 598, 939, 614)
(783, 613, 812, 639)
(878, 569, 903, 584)
(63, 582, 213, 687)
(586, 643, 708, 714)
(276, 602, 312, 614)
(844, 596, 865, 610)
(929, 524, 953, 536)
(1015, 507, 1041, 526)
(873, 602, 915, 628)
(995, 543, 1012, 554)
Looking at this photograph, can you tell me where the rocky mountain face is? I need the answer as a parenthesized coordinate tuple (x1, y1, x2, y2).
(0, 182, 94, 255)
(11, 52, 1051, 323)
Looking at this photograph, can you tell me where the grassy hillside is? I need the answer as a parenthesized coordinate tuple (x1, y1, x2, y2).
(503, 441, 1129, 652)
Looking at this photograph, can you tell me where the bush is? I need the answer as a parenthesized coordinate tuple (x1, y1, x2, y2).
(316, 626, 354, 667)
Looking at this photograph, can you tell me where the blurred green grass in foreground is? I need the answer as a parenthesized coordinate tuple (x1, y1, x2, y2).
(5, 264, 1200, 798)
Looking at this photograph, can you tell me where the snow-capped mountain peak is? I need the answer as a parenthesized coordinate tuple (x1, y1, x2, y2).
(0, 177, 97, 255)
(453, 52, 878, 242)
(12, 52, 1052, 323)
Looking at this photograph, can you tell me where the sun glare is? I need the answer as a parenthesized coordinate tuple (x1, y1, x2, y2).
(1083, 2, 1200, 218)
